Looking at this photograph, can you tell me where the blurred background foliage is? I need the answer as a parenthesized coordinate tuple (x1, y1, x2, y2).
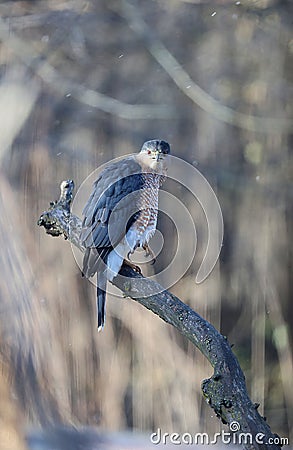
(0, 0, 292, 446)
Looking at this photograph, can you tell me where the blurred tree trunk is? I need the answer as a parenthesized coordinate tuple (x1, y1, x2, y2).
(0, 175, 71, 431)
(0, 364, 27, 450)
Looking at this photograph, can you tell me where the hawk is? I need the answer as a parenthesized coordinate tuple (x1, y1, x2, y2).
(80, 140, 170, 330)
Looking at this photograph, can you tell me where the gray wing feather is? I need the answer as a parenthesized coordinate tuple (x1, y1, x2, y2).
(81, 156, 143, 277)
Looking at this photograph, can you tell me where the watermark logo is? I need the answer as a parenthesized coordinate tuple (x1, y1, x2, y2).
(149, 424, 289, 446)
(71, 154, 223, 295)
(229, 421, 240, 432)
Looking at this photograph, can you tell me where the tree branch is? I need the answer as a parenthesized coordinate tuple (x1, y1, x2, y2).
(109, 0, 292, 133)
(0, 15, 173, 120)
(38, 180, 282, 450)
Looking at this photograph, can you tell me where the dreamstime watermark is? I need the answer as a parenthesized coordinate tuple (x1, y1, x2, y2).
(150, 422, 289, 446)
(71, 154, 224, 295)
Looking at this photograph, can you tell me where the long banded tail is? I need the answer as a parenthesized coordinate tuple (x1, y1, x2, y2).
(97, 274, 106, 331)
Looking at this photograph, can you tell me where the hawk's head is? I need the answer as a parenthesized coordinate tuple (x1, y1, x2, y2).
(139, 140, 170, 172)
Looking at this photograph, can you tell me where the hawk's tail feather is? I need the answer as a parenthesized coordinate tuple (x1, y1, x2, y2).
(82, 248, 107, 279)
(97, 275, 106, 332)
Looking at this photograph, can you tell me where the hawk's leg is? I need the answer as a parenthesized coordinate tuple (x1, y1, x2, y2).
(123, 258, 142, 274)
(143, 244, 156, 265)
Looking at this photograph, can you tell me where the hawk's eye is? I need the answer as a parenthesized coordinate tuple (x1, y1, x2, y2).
(160, 142, 170, 154)
(147, 150, 151, 155)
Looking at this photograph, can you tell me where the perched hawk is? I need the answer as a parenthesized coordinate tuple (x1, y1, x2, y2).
(80, 140, 170, 330)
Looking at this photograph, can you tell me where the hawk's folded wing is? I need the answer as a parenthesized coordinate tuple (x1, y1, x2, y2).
(80, 156, 143, 277)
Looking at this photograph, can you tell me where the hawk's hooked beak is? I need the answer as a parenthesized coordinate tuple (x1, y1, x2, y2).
(155, 151, 160, 162)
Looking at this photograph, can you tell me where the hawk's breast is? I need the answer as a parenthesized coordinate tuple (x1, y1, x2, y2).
(132, 172, 164, 246)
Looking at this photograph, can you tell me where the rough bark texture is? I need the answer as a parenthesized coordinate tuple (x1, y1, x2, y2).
(38, 180, 282, 450)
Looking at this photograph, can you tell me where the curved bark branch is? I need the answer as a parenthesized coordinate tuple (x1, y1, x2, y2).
(38, 180, 282, 450)
(0, 15, 172, 120)
(109, 0, 292, 133)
